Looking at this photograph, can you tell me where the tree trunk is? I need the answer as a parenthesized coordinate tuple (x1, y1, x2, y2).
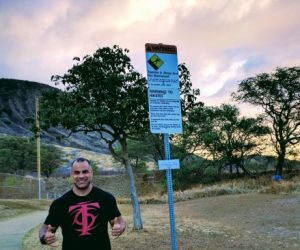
(239, 164, 256, 178)
(120, 139, 143, 230)
(236, 165, 240, 176)
(124, 157, 143, 230)
(276, 147, 286, 176)
(229, 162, 233, 175)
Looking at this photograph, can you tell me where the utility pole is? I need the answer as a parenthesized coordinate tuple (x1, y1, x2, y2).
(35, 97, 42, 200)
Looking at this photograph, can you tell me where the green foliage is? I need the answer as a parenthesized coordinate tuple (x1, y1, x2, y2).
(232, 66, 300, 175)
(173, 163, 204, 190)
(40, 144, 65, 177)
(114, 140, 151, 174)
(132, 159, 149, 174)
(172, 156, 219, 190)
(178, 63, 202, 116)
(39, 45, 147, 229)
(90, 160, 99, 175)
(0, 136, 64, 176)
(3, 176, 22, 186)
(170, 63, 202, 161)
(42, 45, 149, 146)
(118, 64, 202, 164)
(187, 104, 271, 175)
(0, 136, 34, 173)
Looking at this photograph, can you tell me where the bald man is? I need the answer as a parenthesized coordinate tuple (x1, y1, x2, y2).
(39, 158, 126, 250)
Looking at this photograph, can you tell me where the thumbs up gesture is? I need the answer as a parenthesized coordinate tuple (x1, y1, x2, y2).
(44, 224, 57, 246)
(111, 217, 126, 239)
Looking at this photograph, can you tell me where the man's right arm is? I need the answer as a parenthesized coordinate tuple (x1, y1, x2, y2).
(39, 224, 57, 245)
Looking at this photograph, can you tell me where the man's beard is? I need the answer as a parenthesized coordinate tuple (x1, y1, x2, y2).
(74, 180, 91, 190)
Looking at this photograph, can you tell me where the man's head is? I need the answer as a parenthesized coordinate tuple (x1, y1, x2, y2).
(70, 158, 93, 191)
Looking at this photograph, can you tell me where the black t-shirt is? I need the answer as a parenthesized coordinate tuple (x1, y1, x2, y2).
(44, 186, 121, 250)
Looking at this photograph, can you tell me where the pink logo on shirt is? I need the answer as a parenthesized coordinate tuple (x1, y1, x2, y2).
(69, 201, 100, 236)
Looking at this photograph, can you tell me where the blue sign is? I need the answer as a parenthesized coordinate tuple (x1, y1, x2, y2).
(147, 88, 182, 133)
(145, 43, 182, 134)
(146, 53, 179, 89)
(158, 159, 180, 170)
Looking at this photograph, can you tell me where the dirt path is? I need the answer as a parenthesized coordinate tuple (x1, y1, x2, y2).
(113, 193, 300, 250)
(22, 193, 300, 250)
(172, 193, 300, 249)
(0, 211, 47, 250)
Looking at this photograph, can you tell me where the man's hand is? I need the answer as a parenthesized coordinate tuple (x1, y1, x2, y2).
(111, 217, 126, 239)
(44, 224, 57, 246)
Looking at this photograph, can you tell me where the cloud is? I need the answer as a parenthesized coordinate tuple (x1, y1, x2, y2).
(196, 59, 247, 97)
(0, 0, 299, 106)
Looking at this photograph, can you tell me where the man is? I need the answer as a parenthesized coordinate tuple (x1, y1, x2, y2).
(39, 157, 126, 250)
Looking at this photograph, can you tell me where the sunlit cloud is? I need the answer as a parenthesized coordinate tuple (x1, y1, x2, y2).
(114, 0, 170, 30)
(0, 0, 299, 115)
(197, 60, 247, 97)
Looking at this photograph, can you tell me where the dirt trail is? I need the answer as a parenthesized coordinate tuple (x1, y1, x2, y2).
(0, 211, 47, 250)
(21, 193, 300, 250)
(173, 193, 300, 249)
(113, 193, 300, 250)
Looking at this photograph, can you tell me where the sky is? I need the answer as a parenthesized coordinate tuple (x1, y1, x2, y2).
(0, 0, 299, 116)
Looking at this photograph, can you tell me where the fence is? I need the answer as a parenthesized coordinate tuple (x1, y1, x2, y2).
(0, 171, 162, 200)
(0, 173, 132, 199)
(0, 173, 45, 199)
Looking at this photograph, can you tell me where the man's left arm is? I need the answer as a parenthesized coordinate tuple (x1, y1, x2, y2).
(110, 216, 126, 239)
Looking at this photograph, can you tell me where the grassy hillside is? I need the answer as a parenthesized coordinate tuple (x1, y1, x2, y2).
(0, 78, 109, 152)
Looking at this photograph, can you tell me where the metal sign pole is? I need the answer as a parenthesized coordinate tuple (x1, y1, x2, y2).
(145, 43, 181, 250)
(164, 133, 178, 250)
(35, 97, 41, 200)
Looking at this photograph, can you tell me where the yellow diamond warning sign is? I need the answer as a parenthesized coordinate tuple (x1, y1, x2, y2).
(148, 54, 164, 70)
(145, 43, 182, 134)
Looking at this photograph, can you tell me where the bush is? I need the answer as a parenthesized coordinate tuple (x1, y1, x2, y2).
(0, 135, 65, 176)
(173, 163, 204, 190)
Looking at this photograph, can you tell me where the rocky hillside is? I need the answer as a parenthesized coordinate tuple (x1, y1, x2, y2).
(0, 78, 109, 153)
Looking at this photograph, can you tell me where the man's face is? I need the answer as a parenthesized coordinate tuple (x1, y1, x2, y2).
(71, 161, 93, 190)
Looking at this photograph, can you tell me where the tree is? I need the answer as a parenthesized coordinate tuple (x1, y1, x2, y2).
(40, 144, 65, 177)
(171, 63, 203, 161)
(232, 67, 300, 176)
(187, 104, 270, 176)
(0, 136, 64, 175)
(39, 45, 147, 230)
(178, 63, 201, 117)
(117, 63, 203, 162)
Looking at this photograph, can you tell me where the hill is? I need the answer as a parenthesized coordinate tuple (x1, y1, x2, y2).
(0, 78, 108, 153)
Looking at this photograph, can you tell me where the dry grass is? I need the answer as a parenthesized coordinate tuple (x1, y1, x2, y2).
(1, 173, 299, 249)
(117, 174, 300, 205)
(22, 193, 300, 250)
(0, 199, 51, 221)
(58, 145, 123, 170)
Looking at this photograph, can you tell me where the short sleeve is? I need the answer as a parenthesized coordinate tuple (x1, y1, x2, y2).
(107, 195, 121, 221)
(44, 199, 62, 228)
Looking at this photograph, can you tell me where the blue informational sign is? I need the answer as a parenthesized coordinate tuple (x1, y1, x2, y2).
(145, 53, 179, 89)
(145, 43, 182, 134)
(145, 43, 181, 250)
(158, 159, 180, 170)
(148, 88, 182, 133)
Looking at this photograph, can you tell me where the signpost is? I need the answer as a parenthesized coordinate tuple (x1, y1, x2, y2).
(145, 43, 182, 134)
(145, 43, 182, 250)
(35, 97, 42, 200)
